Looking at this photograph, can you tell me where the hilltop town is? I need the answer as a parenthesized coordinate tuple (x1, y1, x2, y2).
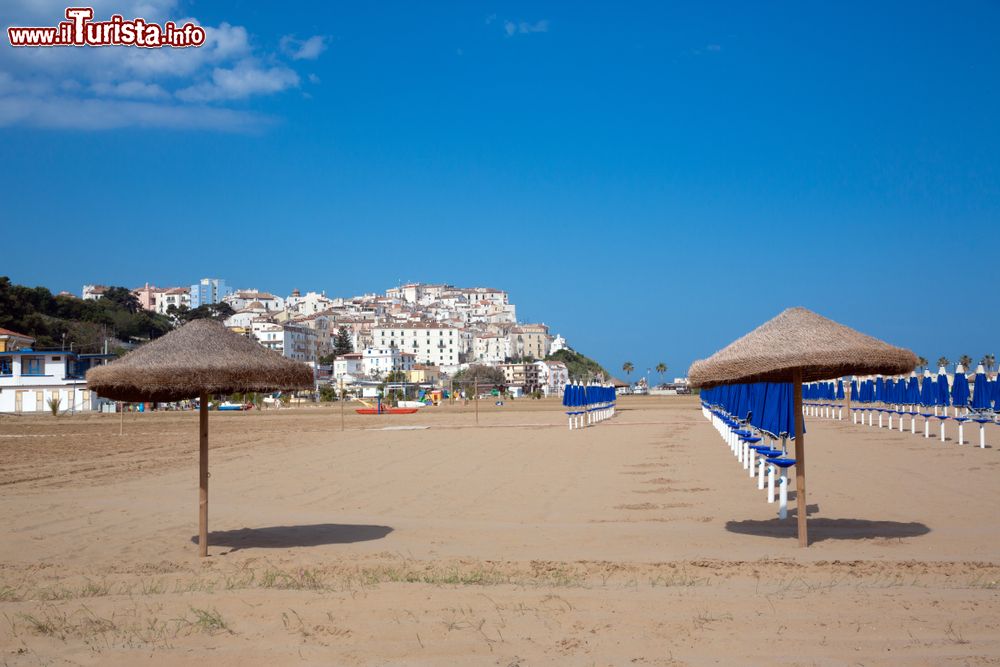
(82, 279, 581, 397)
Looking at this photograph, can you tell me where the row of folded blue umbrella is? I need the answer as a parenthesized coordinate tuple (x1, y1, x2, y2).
(804, 371, 999, 411)
(561, 384, 616, 410)
(700, 382, 801, 439)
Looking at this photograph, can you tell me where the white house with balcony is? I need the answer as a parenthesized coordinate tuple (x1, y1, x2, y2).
(536, 360, 569, 397)
(0, 348, 115, 413)
(333, 353, 364, 382)
(373, 322, 460, 366)
(362, 347, 415, 378)
(250, 321, 318, 364)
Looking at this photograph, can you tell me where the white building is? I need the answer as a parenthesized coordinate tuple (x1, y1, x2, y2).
(333, 353, 364, 381)
(224, 308, 269, 330)
(224, 290, 285, 312)
(81, 284, 107, 300)
(473, 334, 510, 364)
(362, 347, 415, 378)
(536, 360, 569, 397)
(550, 334, 569, 355)
(373, 322, 460, 366)
(251, 321, 318, 363)
(286, 289, 333, 315)
(156, 287, 191, 314)
(0, 348, 114, 413)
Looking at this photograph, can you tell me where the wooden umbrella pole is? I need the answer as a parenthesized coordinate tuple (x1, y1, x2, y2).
(475, 381, 479, 425)
(119, 403, 124, 436)
(793, 370, 808, 547)
(845, 378, 851, 421)
(199, 391, 209, 557)
(340, 379, 345, 432)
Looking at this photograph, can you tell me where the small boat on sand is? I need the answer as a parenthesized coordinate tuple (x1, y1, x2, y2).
(355, 407, 419, 415)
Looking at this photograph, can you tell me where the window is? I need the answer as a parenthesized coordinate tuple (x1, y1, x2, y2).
(0, 357, 11, 375)
(23, 357, 44, 375)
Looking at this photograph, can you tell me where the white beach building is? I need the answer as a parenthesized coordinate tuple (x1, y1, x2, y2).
(0, 348, 114, 413)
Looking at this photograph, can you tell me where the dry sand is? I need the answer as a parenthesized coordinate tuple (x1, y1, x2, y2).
(1, 396, 999, 665)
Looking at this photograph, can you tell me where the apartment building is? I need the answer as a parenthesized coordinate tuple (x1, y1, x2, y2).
(373, 322, 460, 366)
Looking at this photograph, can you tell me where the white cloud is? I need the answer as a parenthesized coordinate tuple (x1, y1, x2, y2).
(503, 19, 549, 37)
(177, 61, 299, 102)
(280, 35, 327, 61)
(0, 95, 269, 131)
(0, 1, 320, 130)
(91, 80, 169, 99)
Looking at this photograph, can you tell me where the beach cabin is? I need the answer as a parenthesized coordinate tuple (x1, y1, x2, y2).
(0, 347, 115, 413)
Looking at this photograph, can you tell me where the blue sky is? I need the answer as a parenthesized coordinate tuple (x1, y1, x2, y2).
(2, 1, 998, 378)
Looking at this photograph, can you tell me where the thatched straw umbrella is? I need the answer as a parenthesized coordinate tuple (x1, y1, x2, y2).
(688, 307, 916, 547)
(86, 319, 314, 557)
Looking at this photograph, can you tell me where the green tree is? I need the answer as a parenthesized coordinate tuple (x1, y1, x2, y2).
(916, 356, 928, 372)
(451, 364, 506, 387)
(384, 369, 408, 383)
(544, 349, 608, 382)
(959, 354, 973, 370)
(655, 362, 667, 384)
(103, 286, 142, 314)
(623, 361, 634, 379)
(937, 356, 950, 371)
(170, 302, 234, 323)
(333, 326, 354, 356)
(0, 275, 173, 350)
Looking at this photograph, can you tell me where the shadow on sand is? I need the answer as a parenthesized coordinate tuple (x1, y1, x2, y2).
(191, 523, 393, 551)
(725, 517, 930, 542)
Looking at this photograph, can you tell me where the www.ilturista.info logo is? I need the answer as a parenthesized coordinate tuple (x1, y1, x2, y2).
(7, 7, 206, 48)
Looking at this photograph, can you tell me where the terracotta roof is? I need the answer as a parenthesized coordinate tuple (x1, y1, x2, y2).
(0, 327, 33, 339)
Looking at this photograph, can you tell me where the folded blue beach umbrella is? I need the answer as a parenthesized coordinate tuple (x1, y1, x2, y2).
(875, 377, 885, 403)
(951, 368, 970, 408)
(920, 373, 936, 407)
(562, 384, 572, 407)
(937, 369, 951, 408)
(837, 380, 845, 400)
(906, 374, 920, 405)
(758, 383, 778, 437)
(972, 367, 990, 410)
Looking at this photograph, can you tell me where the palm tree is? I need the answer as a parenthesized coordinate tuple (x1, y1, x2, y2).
(982, 353, 996, 373)
(937, 356, 950, 371)
(916, 356, 928, 372)
(655, 362, 667, 386)
(622, 361, 634, 379)
(959, 354, 973, 370)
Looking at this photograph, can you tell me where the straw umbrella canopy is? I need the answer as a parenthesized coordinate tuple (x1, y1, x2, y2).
(86, 319, 314, 556)
(688, 307, 916, 547)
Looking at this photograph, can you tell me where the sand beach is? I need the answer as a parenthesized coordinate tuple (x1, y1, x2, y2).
(1, 395, 998, 665)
